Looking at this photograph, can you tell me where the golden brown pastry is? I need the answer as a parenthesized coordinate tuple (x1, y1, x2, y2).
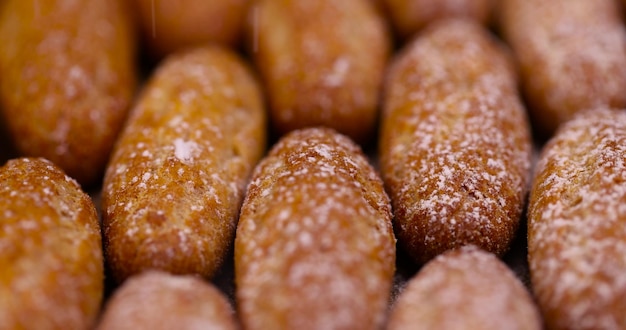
(528, 108, 626, 330)
(133, 0, 249, 57)
(387, 246, 542, 330)
(96, 271, 237, 330)
(248, 0, 390, 144)
(235, 127, 396, 330)
(0, 0, 137, 185)
(102, 46, 266, 283)
(379, 19, 532, 264)
(498, 0, 626, 135)
(0, 157, 103, 329)
(383, 0, 492, 40)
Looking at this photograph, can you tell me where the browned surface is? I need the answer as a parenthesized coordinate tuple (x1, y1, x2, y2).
(0, 158, 103, 329)
(379, 19, 533, 264)
(388, 246, 541, 330)
(97, 271, 237, 330)
(235, 128, 396, 330)
(102, 46, 266, 283)
(248, 0, 390, 144)
(383, 0, 492, 40)
(498, 0, 626, 136)
(0, 0, 137, 186)
(133, 0, 249, 58)
(528, 108, 626, 330)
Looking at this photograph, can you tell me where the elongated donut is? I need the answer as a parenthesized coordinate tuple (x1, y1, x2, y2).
(498, 0, 626, 135)
(528, 108, 626, 330)
(379, 19, 533, 264)
(248, 0, 390, 144)
(0, 158, 103, 329)
(96, 271, 237, 330)
(235, 127, 396, 330)
(387, 246, 541, 330)
(102, 46, 266, 282)
(0, 0, 137, 185)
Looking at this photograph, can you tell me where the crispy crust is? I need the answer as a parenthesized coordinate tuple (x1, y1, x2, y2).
(248, 0, 390, 144)
(528, 108, 626, 330)
(0, 158, 103, 329)
(235, 128, 396, 330)
(102, 46, 266, 283)
(0, 0, 137, 185)
(498, 0, 626, 135)
(387, 246, 541, 330)
(379, 19, 532, 264)
(96, 271, 237, 330)
(383, 0, 492, 39)
(133, 0, 248, 57)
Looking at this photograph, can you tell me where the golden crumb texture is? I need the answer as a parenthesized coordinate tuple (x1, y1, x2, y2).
(387, 246, 541, 330)
(96, 271, 237, 330)
(0, 0, 137, 185)
(498, 0, 626, 135)
(379, 19, 532, 264)
(528, 108, 626, 330)
(0, 157, 103, 329)
(235, 127, 396, 330)
(248, 0, 390, 144)
(102, 46, 266, 283)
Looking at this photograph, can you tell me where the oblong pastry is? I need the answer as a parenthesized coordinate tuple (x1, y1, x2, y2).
(96, 271, 237, 330)
(133, 0, 248, 57)
(102, 46, 266, 282)
(0, 0, 137, 185)
(387, 246, 541, 330)
(379, 19, 532, 264)
(235, 127, 396, 330)
(248, 0, 390, 144)
(528, 108, 626, 330)
(0, 158, 103, 329)
(383, 0, 492, 40)
(498, 0, 626, 135)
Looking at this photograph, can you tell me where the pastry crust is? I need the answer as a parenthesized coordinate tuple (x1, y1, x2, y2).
(248, 0, 390, 144)
(379, 19, 532, 264)
(102, 46, 266, 283)
(498, 0, 626, 135)
(96, 271, 237, 330)
(235, 128, 396, 330)
(0, 158, 103, 329)
(387, 246, 541, 330)
(0, 0, 137, 185)
(528, 108, 626, 330)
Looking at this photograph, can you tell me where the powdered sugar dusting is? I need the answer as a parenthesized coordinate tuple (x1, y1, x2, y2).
(173, 138, 199, 163)
(380, 19, 532, 263)
(528, 108, 626, 330)
(236, 128, 395, 329)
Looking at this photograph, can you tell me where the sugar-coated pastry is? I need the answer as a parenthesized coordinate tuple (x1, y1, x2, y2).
(0, 0, 137, 185)
(528, 108, 626, 330)
(498, 0, 626, 135)
(248, 0, 390, 144)
(387, 246, 541, 330)
(0, 158, 103, 329)
(379, 19, 532, 264)
(102, 46, 266, 283)
(96, 271, 237, 330)
(235, 128, 396, 330)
